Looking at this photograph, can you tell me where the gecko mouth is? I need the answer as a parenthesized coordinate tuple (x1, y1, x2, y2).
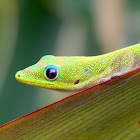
(15, 71, 55, 89)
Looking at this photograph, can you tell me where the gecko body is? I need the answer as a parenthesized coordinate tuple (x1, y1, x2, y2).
(15, 44, 140, 92)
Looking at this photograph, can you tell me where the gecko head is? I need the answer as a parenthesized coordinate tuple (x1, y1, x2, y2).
(15, 55, 95, 92)
(15, 55, 60, 91)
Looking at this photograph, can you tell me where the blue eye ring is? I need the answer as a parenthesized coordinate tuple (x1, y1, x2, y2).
(44, 65, 59, 81)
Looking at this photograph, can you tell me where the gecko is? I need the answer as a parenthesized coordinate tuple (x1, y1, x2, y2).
(15, 44, 140, 92)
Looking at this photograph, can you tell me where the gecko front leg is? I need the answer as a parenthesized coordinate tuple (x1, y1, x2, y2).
(100, 51, 134, 83)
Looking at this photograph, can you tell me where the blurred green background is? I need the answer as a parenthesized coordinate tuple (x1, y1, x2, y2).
(0, 0, 140, 126)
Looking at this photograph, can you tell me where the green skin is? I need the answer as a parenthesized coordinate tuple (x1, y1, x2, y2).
(15, 44, 140, 92)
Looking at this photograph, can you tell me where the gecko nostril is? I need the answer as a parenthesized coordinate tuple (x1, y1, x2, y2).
(74, 80, 80, 85)
(15, 72, 22, 80)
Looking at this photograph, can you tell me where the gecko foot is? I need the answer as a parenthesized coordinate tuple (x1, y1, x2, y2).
(100, 73, 122, 83)
(111, 72, 122, 79)
(100, 77, 110, 83)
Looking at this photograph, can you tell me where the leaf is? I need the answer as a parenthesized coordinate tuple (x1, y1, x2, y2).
(0, 68, 140, 140)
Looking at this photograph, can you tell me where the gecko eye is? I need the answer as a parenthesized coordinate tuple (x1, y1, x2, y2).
(44, 65, 59, 80)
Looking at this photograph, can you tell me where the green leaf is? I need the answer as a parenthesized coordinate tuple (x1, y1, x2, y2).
(0, 68, 140, 140)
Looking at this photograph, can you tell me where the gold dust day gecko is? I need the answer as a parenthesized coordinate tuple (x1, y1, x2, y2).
(15, 44, 140, 92)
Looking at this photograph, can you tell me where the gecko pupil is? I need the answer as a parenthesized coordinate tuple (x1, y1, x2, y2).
(46, 69, 57, 79)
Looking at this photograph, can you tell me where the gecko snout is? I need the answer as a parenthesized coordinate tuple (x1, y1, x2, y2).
(15, 71, 22, 80)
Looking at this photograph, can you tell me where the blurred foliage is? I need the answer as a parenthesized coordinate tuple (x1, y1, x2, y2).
(0, 0, 140, 125)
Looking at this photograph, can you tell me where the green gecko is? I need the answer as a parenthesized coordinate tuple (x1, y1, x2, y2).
(15, 44, 140, 92)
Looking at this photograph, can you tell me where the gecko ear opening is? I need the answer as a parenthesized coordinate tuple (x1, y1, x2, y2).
(74, 80, 80, 85)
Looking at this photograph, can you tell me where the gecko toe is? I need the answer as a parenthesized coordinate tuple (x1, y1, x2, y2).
(111, 73, 121, 79)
